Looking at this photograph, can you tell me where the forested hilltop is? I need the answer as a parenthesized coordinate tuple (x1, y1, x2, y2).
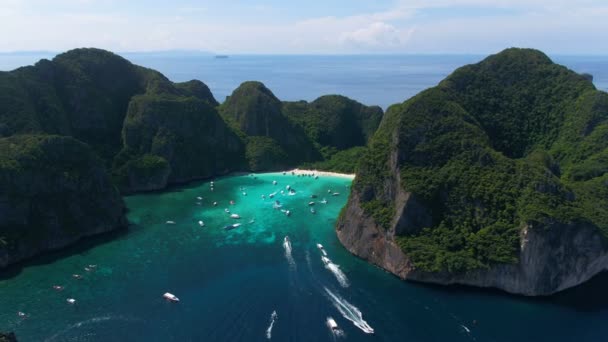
(338, 48, 608, 296)
(0, 48, 382, 268)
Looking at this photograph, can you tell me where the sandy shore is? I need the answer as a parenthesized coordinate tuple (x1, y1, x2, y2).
(285, 168, 355, 179)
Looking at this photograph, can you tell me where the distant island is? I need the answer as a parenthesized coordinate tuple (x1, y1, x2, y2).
(0, 48, 381, 269)
(215, 55, 229, 59)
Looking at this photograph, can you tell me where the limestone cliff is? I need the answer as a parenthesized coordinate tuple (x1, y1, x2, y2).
(0, 135, 127, 268)
(337, 48, 608, 296)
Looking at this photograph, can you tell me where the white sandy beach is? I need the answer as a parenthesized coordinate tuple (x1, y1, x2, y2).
(286, 168, 356, 179)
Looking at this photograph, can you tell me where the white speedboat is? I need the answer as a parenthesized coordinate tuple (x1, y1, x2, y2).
(273, 180, 277, 185)
(197, 196, 203, 200)
(230, 214, 241, 219)
(321, 198, 328, 204)
(224, 208, 230, 213)
(310, 207, 316, 214)
(198, 220, 205, 227)
(213, 202, 218, 206)
(327, 317, 339, 330)
(332, 192, 340, 196)
(163, 292, 179, 302)
(285, 210, 291, 216)
(317, 243, 324, 250)
(242, 192, 247, 196)
(166, 221, 176, 225)
(286, 185, 291, 190)
(308, 201, 315, 206)
(53, 285, 64, 291)
(67, 298, 77, 304)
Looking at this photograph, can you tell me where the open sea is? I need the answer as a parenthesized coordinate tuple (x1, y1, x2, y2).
(0, 53, 606, 109)
(1, 53, 608, 341)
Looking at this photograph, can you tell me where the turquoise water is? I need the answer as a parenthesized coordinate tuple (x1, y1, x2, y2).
(2, 173, 608, 341)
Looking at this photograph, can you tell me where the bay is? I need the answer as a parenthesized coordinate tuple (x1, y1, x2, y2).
(1, 173, 608, 341)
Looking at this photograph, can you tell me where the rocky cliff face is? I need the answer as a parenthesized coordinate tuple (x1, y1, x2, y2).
(338, 174, 608, 296)
(337, 48, 608, 296)
(0, 135, 127, 268)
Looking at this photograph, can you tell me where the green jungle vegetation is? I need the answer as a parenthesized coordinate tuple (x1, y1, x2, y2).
(353, 48, 608, 273)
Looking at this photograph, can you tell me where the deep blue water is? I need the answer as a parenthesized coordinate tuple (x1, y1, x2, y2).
(1, 53, 606, 109)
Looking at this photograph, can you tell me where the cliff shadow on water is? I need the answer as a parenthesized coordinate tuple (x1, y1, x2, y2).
(0, 226, 130, 282)
(407, 270, 608, 312)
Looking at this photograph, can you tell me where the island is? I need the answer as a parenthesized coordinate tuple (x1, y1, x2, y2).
(337, 48, 608, 296)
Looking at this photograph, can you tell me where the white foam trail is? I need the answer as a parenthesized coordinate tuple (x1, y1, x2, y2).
(266, 310, 278, 339)
(45, 315, 140, 342)
(283, 237, 295, 266)
(324, 287, 374, 334)
(322, 255, 349, 288)
(325, 262, 349, 288)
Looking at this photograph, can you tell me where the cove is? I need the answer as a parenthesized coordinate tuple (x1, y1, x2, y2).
(1, 173, 608, 341)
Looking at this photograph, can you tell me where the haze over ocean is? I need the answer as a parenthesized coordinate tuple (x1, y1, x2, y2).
(1, 53, 606, 109)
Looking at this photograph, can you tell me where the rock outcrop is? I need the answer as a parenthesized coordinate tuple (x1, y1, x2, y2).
(338, 48, 608, 296)
(0, 135, 127, 268)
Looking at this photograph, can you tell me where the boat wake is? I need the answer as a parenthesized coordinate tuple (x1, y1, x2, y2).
(320, 252, 349, 287)
(324, 287, 374, 334)
(283, 236, 295, 267)
(44, 315, 141, 342)
(266, 310, 278, 339)
(325, 262, 349, 288)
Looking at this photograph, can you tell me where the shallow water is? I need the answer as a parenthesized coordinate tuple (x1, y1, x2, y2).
(2, 173, 608, 341)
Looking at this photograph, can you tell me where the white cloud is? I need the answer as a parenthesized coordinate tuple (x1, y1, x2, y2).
(341, 22, 414, 49)
(0, 1, 607, 53)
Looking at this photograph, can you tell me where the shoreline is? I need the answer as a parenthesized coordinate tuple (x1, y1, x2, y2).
(285, 168, 356, 179)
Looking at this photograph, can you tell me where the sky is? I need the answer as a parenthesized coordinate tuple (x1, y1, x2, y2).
(1, 0, 607, 54)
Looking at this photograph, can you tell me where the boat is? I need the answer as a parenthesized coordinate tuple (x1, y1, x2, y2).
(321, 256, 331, 265)
(230, 200, 235, 205)
(163, 292, 180, 302)
(272, 180, 277, 185)
(286, 185, 291, 190)
(249, 219, 255, 224)
(317, 243, 324, 250)
(84, 267, 91, 272)
(310, 207, 316, 214)
(280, 190, 284, 195)
(242, 192, 247, 196)
(67, 298, 76, 304)
(166, 220, 176, 225)
(321, 198, 328, 204)
(285, 210, 291, 216)
(273, 201, 282, 209)
(332, 192, 340, 196)
(310, 194, 317, 198)
(17, 311, 26, 317)
(328, 189, 332, 193)
(224, 223, 241, 230)
(230, 214, 241, 219)
(72, 274, 82, 280)
(225, 208, 230, 213)
(308, 201, 315, 206)
(315, 176, 319, 179)
(198, 220, 205, 227)
(88, 264, 97, 268)
(197, 196, 203, 200)
(213, 201, 218, 206)
(53, 285, 64, 291)
(326, 317, 339, 330)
